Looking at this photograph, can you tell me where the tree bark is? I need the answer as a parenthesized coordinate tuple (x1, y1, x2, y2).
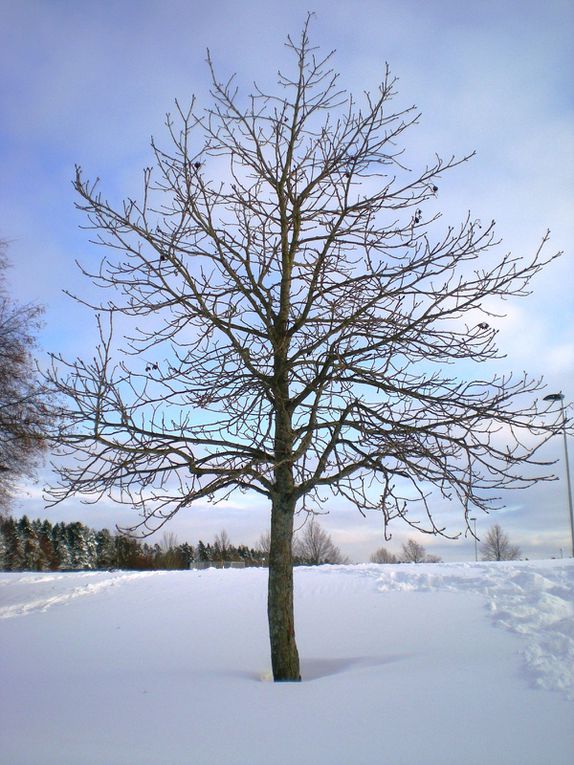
(268, 490, 300, 681)
(267, 234, 300, 681)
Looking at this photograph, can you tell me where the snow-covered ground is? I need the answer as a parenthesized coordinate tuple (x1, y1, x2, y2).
(1, 560, 573, 765)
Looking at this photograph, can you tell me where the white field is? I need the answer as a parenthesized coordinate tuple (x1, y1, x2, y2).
(1, 560, 573, 765)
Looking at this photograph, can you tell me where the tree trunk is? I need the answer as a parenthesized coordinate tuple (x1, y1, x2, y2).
(268, 233, 299, 680)
(267, 492, 300, 681)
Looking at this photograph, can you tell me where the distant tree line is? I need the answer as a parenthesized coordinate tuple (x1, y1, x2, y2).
(369, 525, 522, 564)
(0, 516, 351, 572)
(0, 516, 352, 572)
(0, 517, 267, 572)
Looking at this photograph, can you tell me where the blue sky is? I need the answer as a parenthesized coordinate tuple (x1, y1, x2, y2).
(1, 0, 573, 561)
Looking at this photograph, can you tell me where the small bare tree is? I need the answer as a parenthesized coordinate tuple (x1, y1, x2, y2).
(370, 546, 398, 564)
(256, 530, 271, 558)
(480, 524, 521, 561)
(294, 517, 347, 565)
(47, 19, 560, 680)
(213, 529, 232, 561)
(400, 538, 427, 563)
(400, 538, 442, 563)
(159, 530, 180, 569)
(0, 242, 54, 513)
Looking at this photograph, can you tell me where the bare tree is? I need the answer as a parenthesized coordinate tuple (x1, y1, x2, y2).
(160, 531, 179, 551)
(294, 517, 347, 565)
(370, 546, 398, 564)
(0, 242, 54, 513)
(400, 538, 442, 563)
(159, 530, 180, 569)
(400, 538, 427, 563)
(47, 19, 560, 680)
(213, 529, 232, 561)
(480, 524, 521, 561)
(256, 530, 271, 558)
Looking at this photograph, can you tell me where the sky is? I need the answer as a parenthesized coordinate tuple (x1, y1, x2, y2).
(1, 0, 573, 562)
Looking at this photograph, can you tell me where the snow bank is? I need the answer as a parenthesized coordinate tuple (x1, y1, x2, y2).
(370, 560, 574, 699)
(0, 561, 572, 765)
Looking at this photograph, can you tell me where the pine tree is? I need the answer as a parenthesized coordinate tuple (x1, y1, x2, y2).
(95, 528, 116, 569)
(177, 542, 194, 568)
(18, 515, 43, 570)
(2, 517, 24, 570)
(114, 534, 144, 569)
(30, 519, 51, 570)
(196, 540, 208, 562)
(52, 522, 73, 570)
(0, 518, 7, 569)
(67, 522, 97, 569)
(37, 519, 57, 570)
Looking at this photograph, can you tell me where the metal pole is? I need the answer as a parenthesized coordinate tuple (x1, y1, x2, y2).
(544, 392, 574, 558)
(470, 517, 478, 562)
(559, 398, 574, 558)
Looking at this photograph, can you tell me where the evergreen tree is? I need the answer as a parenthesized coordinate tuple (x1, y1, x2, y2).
(95, 528, 116, 569)
(0, 520, 6, 569)
(177, 542, 194, 568)
(2, 516, 24, 570)
(114, 534, 143, 569)
(18, 515, 44, 570)
(195, 540, 206, 562)
(52, 522, 73, 570)
(67, 522, 96, 569)
(30, 518, 51, 570)
(37, 519, 57, 570)
(0, 516, 274, 571)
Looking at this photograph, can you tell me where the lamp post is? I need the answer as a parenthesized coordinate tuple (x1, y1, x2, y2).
(470, 517, 478, 562)
(543, 393, 574, 558)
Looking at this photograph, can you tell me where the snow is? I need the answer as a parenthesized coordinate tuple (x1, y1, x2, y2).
(0, 561, 572, 765)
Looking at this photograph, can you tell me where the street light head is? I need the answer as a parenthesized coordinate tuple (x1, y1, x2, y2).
(543, 393, 564, 402)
